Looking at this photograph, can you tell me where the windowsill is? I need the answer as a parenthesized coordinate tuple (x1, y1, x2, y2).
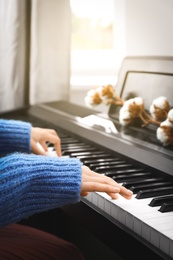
(70, 75, 118, 90)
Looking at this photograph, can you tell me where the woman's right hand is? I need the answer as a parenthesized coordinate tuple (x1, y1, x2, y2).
(80, 165, 133, 200)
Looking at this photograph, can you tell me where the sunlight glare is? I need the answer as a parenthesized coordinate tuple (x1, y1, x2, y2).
(70, 0, 114, 26)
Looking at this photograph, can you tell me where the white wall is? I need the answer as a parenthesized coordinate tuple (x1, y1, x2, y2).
(70, 0, 173, 110)
(125, 0, 173, 56)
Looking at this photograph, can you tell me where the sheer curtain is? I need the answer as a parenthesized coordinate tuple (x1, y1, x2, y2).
(0, 0, 71, 113)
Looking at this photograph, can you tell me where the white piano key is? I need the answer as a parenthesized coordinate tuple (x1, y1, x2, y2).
(45, 146, 70, 158)
(43, 141, 173, 258)
(83, 190, 173, 259)
(37, 143, 58, 157)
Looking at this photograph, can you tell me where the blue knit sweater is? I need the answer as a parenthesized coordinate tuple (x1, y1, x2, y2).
(0, 119, 82, 227)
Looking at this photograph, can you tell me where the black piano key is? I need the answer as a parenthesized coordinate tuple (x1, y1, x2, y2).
(122, 177, 165, 189)
(61, 138, 80, 144)
(85, 158, 119, 164)
(83, 157, 118, 166)
(130, 181, 173, 194)
(89, 159, 125, 169)
(46, 142, 53, 147)
(76, 153, 112, 160)
(94, 163, 133, 173)
(159, 202, 173, 213)
(73, 151, 104, 156)
(62, 146, 98, 155)
(106, 169, 146, 177)
(112, 172, 152, 182)
(136, 186, 173, 199)
(61, 143, 90, 149)
(149, 194, 173, 207)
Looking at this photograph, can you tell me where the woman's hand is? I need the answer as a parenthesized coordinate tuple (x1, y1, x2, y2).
(31, 127, 62, 156)
(80, 165, 133, 200)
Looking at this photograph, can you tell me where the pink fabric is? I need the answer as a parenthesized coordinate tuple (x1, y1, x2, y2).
(0, 224, 84, 260)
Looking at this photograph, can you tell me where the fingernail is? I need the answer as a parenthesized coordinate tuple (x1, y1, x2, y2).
(127, 189, 133, 194)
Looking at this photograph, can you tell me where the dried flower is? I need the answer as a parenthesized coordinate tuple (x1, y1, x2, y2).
(150, 96, 171, 120)
(85, 84, 124, 108)
(167, 108, 173, 124)
(84, 89, 102, 107)
(155, 108, 173, 145)
(157, 118, 173, 146)
(85, 85, 173, 147)
(119, 97, 144, 126)
(101, 84, 115, 98)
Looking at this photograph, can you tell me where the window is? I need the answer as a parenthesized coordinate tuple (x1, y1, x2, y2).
(70, 0, 126, 90)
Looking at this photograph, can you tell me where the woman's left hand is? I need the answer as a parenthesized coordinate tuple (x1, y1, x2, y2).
(31, 127, 62, 156)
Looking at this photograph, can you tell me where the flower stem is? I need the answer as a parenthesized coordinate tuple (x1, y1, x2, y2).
(139, 111, 161, 127)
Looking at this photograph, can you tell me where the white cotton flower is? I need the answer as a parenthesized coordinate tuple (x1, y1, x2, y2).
(123, 97, 144, 109)
(150, 96, 170, 120)
(160, 118, 173, 127)
(157, 127, 169, 144)
(119, 106, 131, 126)
(156, 118, 173, 145)
(98, 86, 108, 102)
(122, 99, 131, 109)
(133, 97, 144, 106)
(84, 95, 94, 107)
(118, 97, 144, 126)
(84, 89, 97, 107)
(167, 108, 173, 124)
(151, 96, 168, 109)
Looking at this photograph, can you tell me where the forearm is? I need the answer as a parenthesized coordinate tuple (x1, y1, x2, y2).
(0, 119, 31, 155)
(0, 153, 82, 227)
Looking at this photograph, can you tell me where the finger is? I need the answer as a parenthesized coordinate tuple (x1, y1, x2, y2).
(82, 182, 120, 194)
(119, 185, 133, 199)
(106, 192, 119, 199)
(54, 142, 62, 157)
(31, 142, 46, 155)
(40, 133, 62, 156)
(82, 174, 120, 188)
(86, 172, 133, 199)
(80, 192, 89, 197)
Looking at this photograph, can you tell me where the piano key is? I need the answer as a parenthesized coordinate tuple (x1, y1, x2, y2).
(89, 159, 126, 169)
(112, 172, 152, 182)
(61, 143, 91, 149)
(159, 202, 173, 213)
(61, 138, 81, 144)
(62, 146, 98, 155)
(76, 153, 112, 160)
(107, 169, 148, 177)
(83, 157, 119, 166)
(136, 186, 173, 199)
(122, 177, 165, 189)
(149, 194, 173, 207)
(83, 191, 173, 258)
(93, 163, 133, 173)
(71, 151, 106, 157)
(130, 181, 173, 193)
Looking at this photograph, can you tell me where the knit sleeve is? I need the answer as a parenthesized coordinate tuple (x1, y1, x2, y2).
(0, 153, 82, 227)
(0, 119, 31, 155)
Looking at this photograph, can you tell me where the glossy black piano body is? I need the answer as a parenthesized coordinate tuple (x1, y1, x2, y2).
(1, 56, 173, 260)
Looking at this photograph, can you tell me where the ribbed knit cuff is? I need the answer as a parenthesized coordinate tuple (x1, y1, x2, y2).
(0, 153, 82, 227)
(0, 119, 31, 154)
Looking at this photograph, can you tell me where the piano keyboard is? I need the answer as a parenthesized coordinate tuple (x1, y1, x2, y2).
(3, 56, 173, 259)
(44, 134, 173, 260)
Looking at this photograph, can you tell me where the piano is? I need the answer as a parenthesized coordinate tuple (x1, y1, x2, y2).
(1, 56, 173, 260)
